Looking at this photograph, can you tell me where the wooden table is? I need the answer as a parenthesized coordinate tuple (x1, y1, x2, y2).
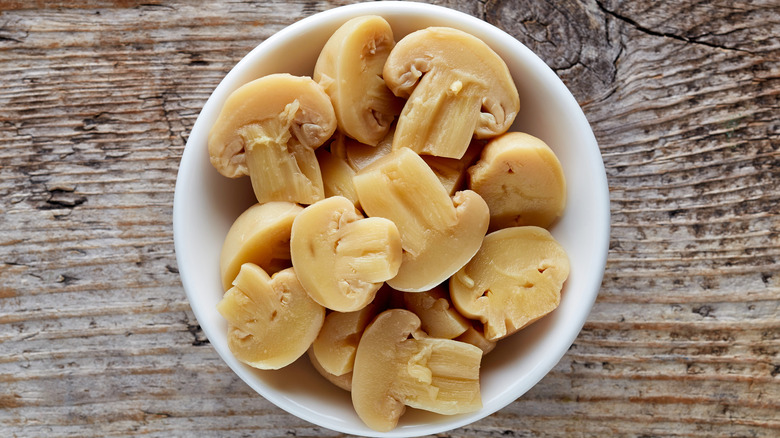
(1, 1, 777, 436)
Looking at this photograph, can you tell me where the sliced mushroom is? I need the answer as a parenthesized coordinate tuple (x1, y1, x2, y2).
(311, 300, 382, 377)
(314, 15, 403, 146)
(216, 264, 325, 370)
(423, 139, 484, 195)
(208, 73, 336, 204)
(290, 196, 402, 312)
(308, 348, 352, 391)
(316, 147, 359, 206)
(450, 226, 570, 341)
(219, 202, 303, 291)
(331, 127, 393, 172)
(383, 27, 519, 159)
(403, 285, 470, 339)
(455, 322, 497, 355)
(352, 309, 483, 432)
(468, 132, 566, 230)
(353, 147, 490, 292)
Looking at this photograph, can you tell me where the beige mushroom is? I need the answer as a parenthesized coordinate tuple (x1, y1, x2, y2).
(336, 126, 482, 195)
(316, 147, 359, 205)
(219, 202, 303, 291)
(216, 264, 325, 370)
(352, 309, 483, 432)
(383, 27, 519, 159)
(308, 348, 352, 392)
(423, 139, 484, 195)
(468, 132, 566, 230)
(403, 285, 470, 339)
(353, 147, 490, 292)
(208, 73, 336, 204)
(310, 300, 382, 377)
(290, 196, 402, 312)
(455, 322, 497, 355)
(330, 128, 393, 172)
(314, 15, 403, 145)
(450, 226, 570, 341)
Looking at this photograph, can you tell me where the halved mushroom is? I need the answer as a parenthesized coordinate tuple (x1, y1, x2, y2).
(311, 300, 382, 377)
(423, 139, 484, 195)
(468, 132, 566, 230)
(331, 127, 393, 172)
(219, 202, 303, 291)
(314, 15, 403, 145)
(383, 27, 519, 159)
(308, 348, 352, 392)
(352, 309, 483, 432)
(403, 285, 470, 339)
(316, 147, 359, 205)
(353, 147, 490, 292)
(217, 264, 325, 370)
(455, 322, 497, 355)
(450, 226, 570, 341)
(208, 73, 336, 204)
(290, 196, 402, 312)
(335, 124, 483, 195)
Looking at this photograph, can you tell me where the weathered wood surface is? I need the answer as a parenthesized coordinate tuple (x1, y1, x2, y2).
(1, 0, 777, 436)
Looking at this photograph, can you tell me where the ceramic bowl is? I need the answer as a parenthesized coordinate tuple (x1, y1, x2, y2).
(173, 2, 610, 436)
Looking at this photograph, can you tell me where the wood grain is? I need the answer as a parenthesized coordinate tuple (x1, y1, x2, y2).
(1, 0, 778, 436)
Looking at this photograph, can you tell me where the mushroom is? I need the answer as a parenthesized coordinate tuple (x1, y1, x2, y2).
(450, 226, 570, 341)
(352, 309, 483, 432)
(316, 147, 359, 206)
(455, 322, 497, 355)
(423, 139, 484, 195)
(310, 299, 382, 378)
(219, 201, 303, 291)
(314, 15, 403, 146)
(290, 195, 402, 312)
(208, 73, 336, 204)
(330, 127, 393, 172)
(383, 27, 519, 159)
(216, 264, 325, 370)
(468, 132, 566, 230)
(352, 147, 490, 292)
(402, 285, 470, 339)
(308, 348, 352, 391)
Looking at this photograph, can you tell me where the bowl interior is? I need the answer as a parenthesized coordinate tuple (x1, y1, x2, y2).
(173, 2, 610, 437)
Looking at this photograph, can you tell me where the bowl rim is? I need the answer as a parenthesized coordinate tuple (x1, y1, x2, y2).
(173, 1, 610, 436)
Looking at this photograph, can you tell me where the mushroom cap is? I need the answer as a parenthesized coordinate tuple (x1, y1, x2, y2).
(217, 264, 325, 370)
(314, 15, 403, 146)
(351, 309, 421, 432)
(450, 226, 570, 340)
(219, 202, 303, 291)
(208, 73, 336, 178)
(383, 26, 519, 140)
(290, 196, 402, 312)
(468, 132, 566, 230)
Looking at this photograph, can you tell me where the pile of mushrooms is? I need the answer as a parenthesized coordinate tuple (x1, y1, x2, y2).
(208, 15, 570, 432)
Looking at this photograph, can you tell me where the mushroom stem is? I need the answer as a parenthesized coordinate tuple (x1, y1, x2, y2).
(241, 103, 324, 204)
(393, 69, 483, 159)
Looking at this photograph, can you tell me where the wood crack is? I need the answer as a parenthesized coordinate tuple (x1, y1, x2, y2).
(594, 0, 758, 55)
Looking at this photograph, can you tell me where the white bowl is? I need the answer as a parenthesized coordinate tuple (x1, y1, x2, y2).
(173, 2, 610, 436)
